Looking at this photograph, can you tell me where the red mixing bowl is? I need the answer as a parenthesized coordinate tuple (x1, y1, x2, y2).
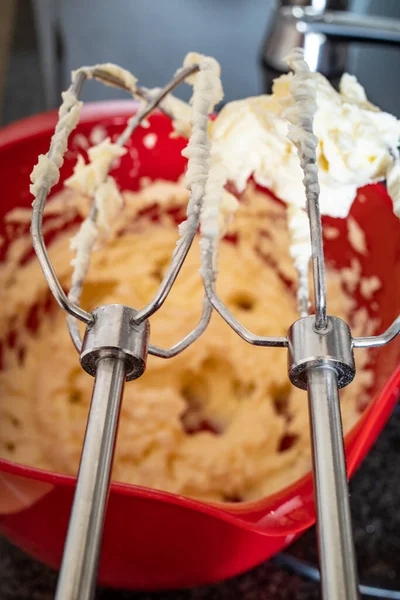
(0, 102, 399, 590)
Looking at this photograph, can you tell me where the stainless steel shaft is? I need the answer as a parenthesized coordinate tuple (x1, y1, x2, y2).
(55, 355, 126, 600)
(307, 365, 360, 600)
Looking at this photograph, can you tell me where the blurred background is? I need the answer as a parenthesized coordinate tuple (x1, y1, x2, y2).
(1, 0, 400, 128)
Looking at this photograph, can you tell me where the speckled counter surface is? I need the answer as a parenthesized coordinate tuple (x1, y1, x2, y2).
(1, 407, 399, 600)
(0, 537, 321, 600)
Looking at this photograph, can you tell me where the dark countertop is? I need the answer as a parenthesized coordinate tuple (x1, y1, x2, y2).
(0, 537, 320, 600)
(1, 407, 399, 600)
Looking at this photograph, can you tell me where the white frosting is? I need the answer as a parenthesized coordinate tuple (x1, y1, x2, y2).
(181, 56, 223, 190)
(161, 94, 192, 138)
(65, 137, 127, 196)
(287, 204, 312, 269)
(199, 152, 238, 242)
(65, 135, 128, 305)
(278, 48, 319, 314)
(179, 52, 238, 278)
(32, 63, 138, 309)
(177, 53, 223, 244)
(72, 62, 137, 93)
(93, 177, 124, 232)
(283, 49, 320, 203)
(143, 85, 192, 138)
(69, 218, 99, 304)
(199, 163, 239, 276)
(141, 86, 192, 138)
(136, 98, 151, 129)
(30, 89, 82, 200)
(199, 154, 228, 239)
(218, 189, 238, 237)
(66, 137, 127, 300)
(199, 150, 238, 277)
(339, 73, 375, 108)
(30, 155, 60, 199)
(182, 52, 222, 93)
(209, 63, 400, 219)
(287, 204, 311, 315)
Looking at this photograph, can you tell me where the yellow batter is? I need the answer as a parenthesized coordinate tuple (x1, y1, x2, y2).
(0, 180, 373, 503)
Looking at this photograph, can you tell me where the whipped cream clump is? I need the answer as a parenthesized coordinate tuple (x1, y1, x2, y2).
(210, 68, 400, 218)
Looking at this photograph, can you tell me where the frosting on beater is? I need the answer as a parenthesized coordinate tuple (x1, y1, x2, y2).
(160, 93, 192, 138)
(175, 52, 224, 245)
(65, 138, 127, 230)
(176, 52, 238, 277)
(65, 137, 128, 299)
(281, 48, 320, 311)
(30, 90, 82, 200)
(65, 138, 127, 196)
(69, 218, 99, 304)
(72, 62, 138, 94)
(199, 154, 237, 274)
(287, 204, 312, 314)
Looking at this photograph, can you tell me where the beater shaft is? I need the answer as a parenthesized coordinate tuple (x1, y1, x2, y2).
(55, 355, 126, 600)
(284, 48, 358, 597)
(305, 167, 327, 332)
(55, 304, 148, 599)
(308, 366, 360, 600)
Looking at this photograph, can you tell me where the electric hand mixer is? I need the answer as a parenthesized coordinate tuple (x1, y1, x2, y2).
(28, 50, 400, 600)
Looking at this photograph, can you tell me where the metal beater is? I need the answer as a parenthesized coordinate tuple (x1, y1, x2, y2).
(29, 56, 400, 600)
(30, 62, 212, 600)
